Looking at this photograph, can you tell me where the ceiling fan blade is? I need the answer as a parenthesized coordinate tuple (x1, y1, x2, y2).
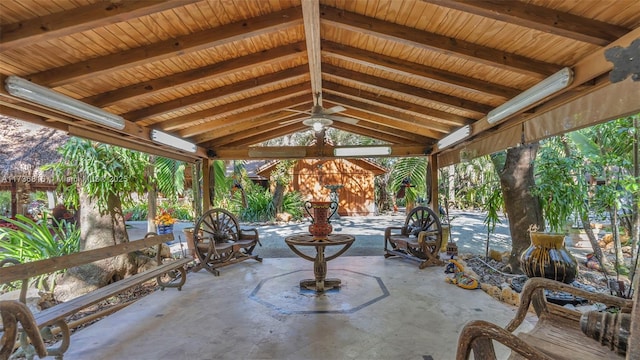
(322, 105, 346, 115)
(327, 115, 359, 125)
(284, 108, 311, 115)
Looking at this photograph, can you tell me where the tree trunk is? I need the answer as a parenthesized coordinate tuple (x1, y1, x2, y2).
(272, 183, 285, 214)
(493, 144, 544, 274)
(54, 191, 142, 301)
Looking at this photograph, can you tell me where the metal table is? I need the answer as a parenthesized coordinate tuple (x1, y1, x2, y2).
(284, 233, 355, 292)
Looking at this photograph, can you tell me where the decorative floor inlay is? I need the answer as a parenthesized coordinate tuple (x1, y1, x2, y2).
(249, 269, 389, 314)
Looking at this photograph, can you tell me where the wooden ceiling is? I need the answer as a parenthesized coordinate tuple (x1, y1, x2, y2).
(0, 0, 639, 162)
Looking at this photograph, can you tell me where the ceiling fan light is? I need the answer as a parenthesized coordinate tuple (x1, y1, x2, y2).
(312, 121, 323, 132)
(303, 117, 332, 130)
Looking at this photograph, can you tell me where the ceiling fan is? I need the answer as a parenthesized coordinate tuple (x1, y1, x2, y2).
(282, 94, 359, 131)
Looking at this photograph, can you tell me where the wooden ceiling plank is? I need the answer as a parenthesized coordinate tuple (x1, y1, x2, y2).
(209, 116, 310, 147)
(323, 93, 453, 134)
(323, 64, 492, 114)
(85, 41, 306, 107)
(324, 82, 472, 127)
(322, 41, 519, 98)
(213, 122, 310, 148)
(425, 0, 630, 46)
(128, 66, 309, 123)
(324, 81, 473, 126)
(0, 0, 202, 52)
(187, 95, 312, 143)
(302, 0, 323, 105)
(324, 94, 446, 138)
(320, 5, 560, 77)
(331, 121, 431, 145)
(27, 6, 303, 87)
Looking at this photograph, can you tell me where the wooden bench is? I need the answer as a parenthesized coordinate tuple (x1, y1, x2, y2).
(384, 206, 444, 269)
(0, 232, 191, 359)
(192, 208, 262, 276)
(456, 277, 635, 360)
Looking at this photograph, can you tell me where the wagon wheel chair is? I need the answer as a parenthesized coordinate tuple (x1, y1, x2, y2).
(384, 206, 444, 269)
(193, 208, 261, 275)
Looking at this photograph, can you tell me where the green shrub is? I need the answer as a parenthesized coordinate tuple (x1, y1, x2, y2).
(240, 185, 275, 222)
(0, 214, 80, 292)
(282, 191, 304, 220)
(122, 203, 148, 221)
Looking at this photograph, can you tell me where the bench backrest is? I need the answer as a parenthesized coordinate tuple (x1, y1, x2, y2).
(0, 233, 174, 284)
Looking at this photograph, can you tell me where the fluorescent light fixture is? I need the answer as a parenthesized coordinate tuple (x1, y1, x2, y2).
(150, 129, 197, 153)
(334, 146, 391, 157)
(487, 67, 574, 124)
(437, 125, 471, 149)
(4, 76, 125, 130)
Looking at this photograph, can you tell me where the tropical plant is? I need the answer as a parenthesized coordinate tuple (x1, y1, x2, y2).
(389, 157, 428, 208)
(239, 182, 274, 222)
(282, 190, 305, 220)
(0, 214, 80, 292)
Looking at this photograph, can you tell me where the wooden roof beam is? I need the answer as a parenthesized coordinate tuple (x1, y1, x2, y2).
(324, 82, 473, 127)
(330, 122, 433, 145)
(85, 41, 306, 108)
(26, 6, 303, 87)
(302, 0, 323, 105)
(323, 64, 492, 114)
(0, 0, 202, 52)
(425, 0, 630, 46)
(128, 66, 309, 123)
(213, 144, 429, 160)
(323, 94, 453, 134)
(320, 6, 560, 78)
(188, 95, 312, 143)
(322, 41, 519, 99)
(324, 81, 475, 126)
(217, 122, 311, 148)
(321, 99, 441, 140)
(207, 118, 311, 147)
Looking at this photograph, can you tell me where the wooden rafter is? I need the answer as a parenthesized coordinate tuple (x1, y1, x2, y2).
(323, 82, 475, 126)
(320, 6, 560, 78)
(322, 41, 520, 99)
(425, 0, 630, 46)
(0, 0, 202, 52)
(330, 121, 434, 145)
(323, 64, 493, 114)
(323, 94, 453, 134)
(207, 117, 310, 147)
(128, 67, 309, 123)
(85, 41, 306, 108)
(189, 95, 312, 143)
(27, 7, 303, 87)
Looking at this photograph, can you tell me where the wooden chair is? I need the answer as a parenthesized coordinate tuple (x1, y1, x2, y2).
(456, 277, 635, 360)
(192, 208, 262, 276)
(384, 206, 444, 269)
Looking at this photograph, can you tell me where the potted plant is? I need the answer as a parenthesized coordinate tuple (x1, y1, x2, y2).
(523, 148, 579, 283)
(154, 210, 176, 235)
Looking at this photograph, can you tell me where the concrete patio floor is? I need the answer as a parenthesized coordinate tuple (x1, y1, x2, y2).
(62, 255, 535, 360)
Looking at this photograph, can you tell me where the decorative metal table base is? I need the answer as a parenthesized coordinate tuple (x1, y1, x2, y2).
(285, 234, 355, 293)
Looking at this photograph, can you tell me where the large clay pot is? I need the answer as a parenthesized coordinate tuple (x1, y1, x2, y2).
(304, 201, 338, 240)
(520, 231, 578, 283)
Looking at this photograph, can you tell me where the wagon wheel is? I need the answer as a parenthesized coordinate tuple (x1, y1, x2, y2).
(405, 207, 443, 258)
(194, 208, 240, 273)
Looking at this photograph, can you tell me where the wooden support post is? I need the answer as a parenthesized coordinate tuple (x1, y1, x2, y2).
(428, 154, 439, 214)
(202, 158, 211, 212)
(192, 160, 203, 219)
(10, 181, 17, 217)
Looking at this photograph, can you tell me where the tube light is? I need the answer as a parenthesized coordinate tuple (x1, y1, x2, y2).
(334, 146, 391, 157)
(487, 67, 574, 124)
(437, 125, 471, 149)
(4, 76, 125, 130)
(150, 129, 197, 153)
